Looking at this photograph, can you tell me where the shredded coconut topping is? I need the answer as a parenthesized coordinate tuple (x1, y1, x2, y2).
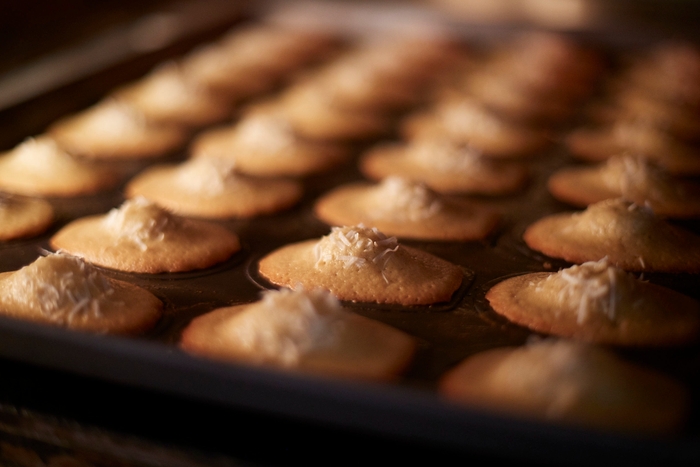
(9, 137, 72, 171)
(103, 197, 173, 251)
(175, 158, 237, 195)
(409, 138, 486, 173)
(537, 258, 639, 324)
(81, 100, 146, 137)
(6, 253, 119, 323)
(369, 176, 442, 222)
(138, 63, 206, 108)
(224, 287, 346, 366)
(235, 113, 296, 154)
(603, 155, 678, 204)
(314, 225, 399, 277)
(442, 100, 501, 136)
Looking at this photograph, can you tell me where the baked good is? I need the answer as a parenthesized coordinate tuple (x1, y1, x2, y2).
(124, 158, 302, 219)
(50, 197, 240, 273)
(180, 287, 416, 381)
(439, 338, 690, 434)
(359, 138, 529, 195)
(190, 109, 350, 177)
(565, 120, 700, 176)
(401, 97, 552, 159)
(0, 136, 122, 197)
(523, 198, 700, 272)
(0, 194, 54, 241)
(547, 155, 700, 218)
(485, 258, 700, 346)
(48, 99, 187, 160)
(112, 61, 232, 128)
(258, 225, 463, 305)
(314, 177, 500, 241)
(0, 253, 162, 334)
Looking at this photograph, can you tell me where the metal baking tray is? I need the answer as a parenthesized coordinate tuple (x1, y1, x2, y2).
(1, 1, 699, 465)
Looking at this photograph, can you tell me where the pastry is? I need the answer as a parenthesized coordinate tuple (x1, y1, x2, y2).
(190, 109, 350, 177)
(439, 338, 690, 434)
(485, 258, 700, 346)
(0, 136, 122, 197)
(359, 138, 529, 195)
(125, 158, 303, 219)
(112, 61, 232, 128)
(523, 198, 700, 272)
(180, 287, 416, 381)
(0, 194, 54, 241)
(547, 155, 700, 218)
(314, 177, 500, 241)
(50, 197, 240, 273)
(48, 99, 187, 160)
(0, 253, 162, 335)
(258, 225, 463, 305)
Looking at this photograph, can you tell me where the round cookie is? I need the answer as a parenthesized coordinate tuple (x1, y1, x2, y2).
(48, 99, 187, 160)
(0, 136, 122, 197)
(190, 110, 350, 177)
(439, 338, 690, 435)
(112, 62, 232, 128)
(547, 155, 700, 218)
(0, 253, 162, 335)
(258, 225, 463, 305)
(125, 158, 302, 219)
(523, 198, 700, 272)
(180, 287, 416, 381)
(314, 177, 500, 241)
(485, 258, 700, 346)
(0, 195, 54, 241)
(360, 138, 530, 195)
(401, 97, 552, 159)
(50, 197, 240, 273)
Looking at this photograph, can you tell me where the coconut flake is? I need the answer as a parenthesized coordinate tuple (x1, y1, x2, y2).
(369, 176, 442, 222)
(235, 113, 296, 154)
(103, 197, 173, 251)
(174, 158, 237, 195)
(314, 225, 399, 276)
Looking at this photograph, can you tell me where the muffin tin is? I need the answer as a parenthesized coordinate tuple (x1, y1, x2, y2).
(1, 2, 700, 465)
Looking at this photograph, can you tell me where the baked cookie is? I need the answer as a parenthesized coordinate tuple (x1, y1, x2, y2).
(565, 120, 700, 176)
(125, 158, 302, 219)
(314, 177, 500, 241)
(112, 62, 232, 128)
(486, 258, 700, 346)
(190, 109, 350, 177)
(439, 338, 690, 434)
(180, 287, 416, 381)
(258, 225, 463, 305)
(523, 198, 700, 272)
(48, 99, 187, 160)
(360, 138, 529, 195)
(0, 253, 162, 334)
(0, 136, 122, 197)
(547, 155, 700, 218)
(50, 197, 240, 273)
(0, 194, 54, 241)
(401, 97, 552, 159)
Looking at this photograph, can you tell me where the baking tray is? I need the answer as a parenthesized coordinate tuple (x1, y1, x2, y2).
(1, 1, 700, 465)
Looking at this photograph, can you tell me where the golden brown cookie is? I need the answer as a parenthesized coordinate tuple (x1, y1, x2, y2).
(439, 338, 690, 434)
(314, 177, 500, 241)
(0, 136, 122, 197)
(258, 225, 463, 305)
(50, 197, 240, 273)
(401, 97, 552, 159)
(359, 138, 530, 195)
(190, 109, 350, 177)
(565, 121, 700, 175)
(112, 62, 232, 128)
(125, 158, 302, 219)
(180, 287, 416, 381)
(547, 155, 700, 218)
(486, 258, 700, 346)
(0, 253, 162, 335)
(48, 99, 187, 160)
(0, 195, 54, 241)
(523, 198, 700, 272)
